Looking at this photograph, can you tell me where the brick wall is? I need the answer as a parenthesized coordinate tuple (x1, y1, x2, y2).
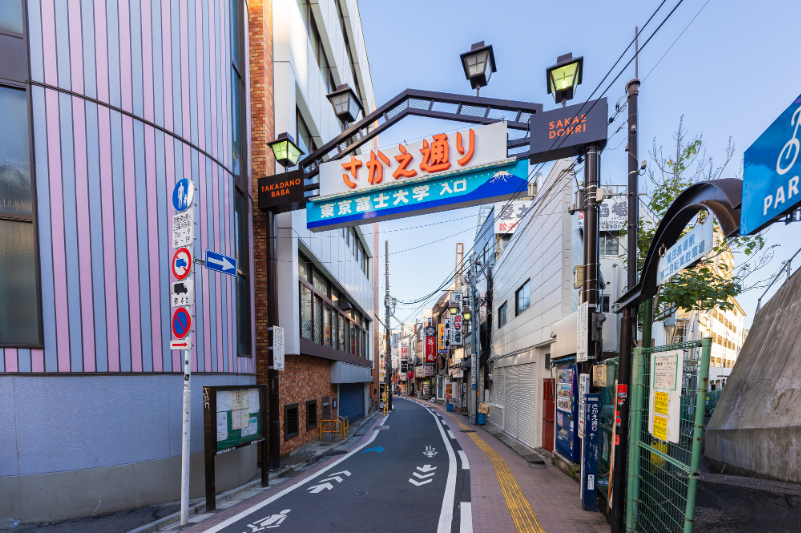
(279, 354, 338, 455)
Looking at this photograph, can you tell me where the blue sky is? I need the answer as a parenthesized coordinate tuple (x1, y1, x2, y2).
(357, 0, 801, 329)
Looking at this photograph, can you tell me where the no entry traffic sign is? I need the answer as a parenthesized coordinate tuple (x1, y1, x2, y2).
(172, 307, 192, 339)
(172, 247, 193, 280)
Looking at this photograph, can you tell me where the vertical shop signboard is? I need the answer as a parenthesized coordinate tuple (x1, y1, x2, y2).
(581, 394, 600, 511)
(426, 335, 436, 362)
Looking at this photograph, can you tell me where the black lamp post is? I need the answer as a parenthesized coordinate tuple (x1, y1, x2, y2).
(546, 53, 584, 106)
(326, 84, 365, 127)
(261, 132, 304, 471)
(460, 41, 497, 96)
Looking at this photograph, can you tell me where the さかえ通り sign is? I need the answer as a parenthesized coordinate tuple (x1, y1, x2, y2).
(742, 93, 801, 235)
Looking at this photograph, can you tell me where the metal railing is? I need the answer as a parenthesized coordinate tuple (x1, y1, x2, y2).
(626, 338, 711, 533)
(319, 419, 342, 442)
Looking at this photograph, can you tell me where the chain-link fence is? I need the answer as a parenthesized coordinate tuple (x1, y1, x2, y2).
(626, 338, 711, 533)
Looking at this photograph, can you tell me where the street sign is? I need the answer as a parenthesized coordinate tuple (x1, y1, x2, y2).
(656, 218, 714, 286)
(528, 98, 608, 163)
(577, 197, 627, 231)
(425, 325, 436, 337)
(172, 307, 192, 339)
(170, 339, 193, 351)
(307, 159, 529, 232)
(172, 178, 195, 213)
(577, 301, 589, 362)
(172, 212, 194, 248)
(272, 326, 285, 370)
(318, 122, 508, 199)
(171, 280, 195, 307)
(257, 170, 306, 213)
(171, 247, 193, 281)
(204, 250, 237, 276)
(581, 394, 600, 511)
(742, 93, 801, 235)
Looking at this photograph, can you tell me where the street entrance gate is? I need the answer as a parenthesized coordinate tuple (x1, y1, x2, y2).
(625, 339, 711, 533)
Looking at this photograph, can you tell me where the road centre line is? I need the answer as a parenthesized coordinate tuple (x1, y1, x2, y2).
(458, 450, 470, 470)
(421, 403, 458, 533)
(203, 415, 389, 533)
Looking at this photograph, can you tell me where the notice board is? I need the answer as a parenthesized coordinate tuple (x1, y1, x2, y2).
(214, 388, 264, 450)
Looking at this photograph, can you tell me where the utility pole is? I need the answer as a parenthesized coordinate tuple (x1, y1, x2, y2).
(384, 241, 393, 412)
(469, 262, 480, 425)
(266, 208, 281, 470)
(612, 28, 640, 532)
(583, 145, 601, 376)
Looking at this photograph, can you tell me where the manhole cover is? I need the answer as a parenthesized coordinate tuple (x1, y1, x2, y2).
(460, 430, 476, 433)
(353, 491, 368, 496)
(325, 450, 347, 456)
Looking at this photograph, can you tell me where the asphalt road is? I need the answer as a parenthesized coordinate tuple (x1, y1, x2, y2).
(203, 397, 470, 533)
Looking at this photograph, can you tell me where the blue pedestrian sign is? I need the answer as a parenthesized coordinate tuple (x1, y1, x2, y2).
(742, 93, 801, 235)
(205, 250, 237, 276)
(172, 178, 195, 213)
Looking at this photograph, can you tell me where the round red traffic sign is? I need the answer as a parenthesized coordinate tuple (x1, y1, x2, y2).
(172, 247, 192, 280)
(172, 307, 192, 339)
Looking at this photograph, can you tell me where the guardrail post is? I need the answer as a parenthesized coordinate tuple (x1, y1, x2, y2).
(684, 337, 711, 533)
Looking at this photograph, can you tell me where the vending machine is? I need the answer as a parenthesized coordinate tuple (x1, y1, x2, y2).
(555, 363, 580, 463)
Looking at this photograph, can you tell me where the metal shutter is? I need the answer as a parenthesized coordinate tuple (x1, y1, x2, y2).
(339, 383, 364, 423)
(505, 366, 520, 439)
(518, 363, 539, 449)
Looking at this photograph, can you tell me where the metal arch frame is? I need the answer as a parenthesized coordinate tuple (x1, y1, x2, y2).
(300, 88, 543, 191)
(615, 178, 743, 309)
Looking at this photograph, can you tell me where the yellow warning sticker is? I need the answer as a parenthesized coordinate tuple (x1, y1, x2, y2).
(653, 414, 668, 442)
(654, 391, 669, 417)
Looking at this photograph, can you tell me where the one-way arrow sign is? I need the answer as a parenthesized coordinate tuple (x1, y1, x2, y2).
(307, 482, 333, 494)
(307, 470, 350, 494)
(204, 250, 237, 276)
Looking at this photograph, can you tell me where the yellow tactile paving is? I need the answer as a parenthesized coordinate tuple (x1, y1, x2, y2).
(440, 406, 546, 533)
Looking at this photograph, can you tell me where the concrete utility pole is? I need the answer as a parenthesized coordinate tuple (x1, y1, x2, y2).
(469, 263, 480, 425)
(384, 241, 393, 411)
(583, 144, 601, 372)
(612, 28, 641, 532)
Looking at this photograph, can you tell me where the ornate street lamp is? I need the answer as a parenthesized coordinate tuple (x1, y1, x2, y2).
(326, 83, 364, 125)
(546, 53, 584, 106)
(460, 41, 497, 96)
(267, 132, 304, 170)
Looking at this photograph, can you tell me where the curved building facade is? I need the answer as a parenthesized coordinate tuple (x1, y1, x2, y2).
(0, 0, 257, 521)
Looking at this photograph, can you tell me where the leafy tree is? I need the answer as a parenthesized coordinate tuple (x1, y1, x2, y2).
(622, 118, 773, 321)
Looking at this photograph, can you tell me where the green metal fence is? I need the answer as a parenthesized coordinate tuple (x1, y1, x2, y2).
(705, 388, 723, 417)
(625, 338, 711, 533)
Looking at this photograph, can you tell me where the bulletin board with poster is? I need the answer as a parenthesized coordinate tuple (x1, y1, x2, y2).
(203, 385, 268, 511)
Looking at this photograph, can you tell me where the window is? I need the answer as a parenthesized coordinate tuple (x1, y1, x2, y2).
(0, 85, 39, 346)
(497, 302, 507, 329)
(336, 0, 363, 111)
(297, 111, 317, 163)
(599, 232, 619, 256)
(324, 304, 332, 346)
(306, 400, 318, 430)
(284, 403, 299, 440)
(0, 1, 23, 34)
(297, 0, 335, 92)
(234, 192, 251, 354)
(515, 281, 530, 315)
(600, 295, 610, 313)
(230, 0, 246, 181)
(300, 285, 313, 340)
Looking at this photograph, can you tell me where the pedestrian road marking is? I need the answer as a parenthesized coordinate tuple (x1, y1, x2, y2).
(423, 445, 438, 457)
(458, 450, 470, 470)
(244, 509, 290, 531)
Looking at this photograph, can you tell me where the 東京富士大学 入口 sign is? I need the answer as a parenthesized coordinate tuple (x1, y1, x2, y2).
(742, 93, 801, 235)
(307, 159, 528, 231)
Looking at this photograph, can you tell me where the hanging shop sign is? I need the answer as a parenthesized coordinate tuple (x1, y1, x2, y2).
(307, 159, 528, 232)
(648, 350, 683, 443)
(450, 314, 463, 346)
(319, 121, 508, 198)
(528, 98, 608, 163)
(400, 343, 408, 358)
(577, 301, 589, 362)
(425, 336, 436, 362)
(494, 199, 534, 234)
(438, 323, 447, 354)
(257, 169, 306, 213)
(424, 364, 435, 377)
(415, 365, 425, 378)
(741, 93, 801, 235)
(577, 197, 627, 231)
(656, 218, 714, 285)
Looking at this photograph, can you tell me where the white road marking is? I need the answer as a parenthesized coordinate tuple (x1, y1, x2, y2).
(306, 482, 334, 494)
(409, 478, 433, 486)
(447, 430, 455, 439)
(422, 403, 458, 533)
(203, 417, 387, 533)
(460, 502, 473, 533)
(413, 471, 435, 480)
(417, 465, 437, 472)
(458, 450, 470, 470)
(423, 445, 438, 457)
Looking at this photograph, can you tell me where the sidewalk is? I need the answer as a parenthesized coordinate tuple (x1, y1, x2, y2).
(420, 399, 608, 533)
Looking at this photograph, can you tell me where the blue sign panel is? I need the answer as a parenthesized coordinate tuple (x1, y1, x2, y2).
(172, 178, 195, 212)
(581, 394, 600, 511)
(306, 159, 529, 232)
(204, 250, 237, 276)
(742, 93, 801, 235)
(555, 364, 580, 463)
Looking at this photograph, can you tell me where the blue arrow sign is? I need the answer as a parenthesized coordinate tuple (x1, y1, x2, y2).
(362, 446, 384, 454)
(204, 250, 237, 276)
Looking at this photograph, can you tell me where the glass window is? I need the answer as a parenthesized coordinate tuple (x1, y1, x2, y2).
(338, 313, 345, 352)
(0, 0, 23, 35)
(350, 323, 357, 355)
(298, 254, 310, 281)
(314, 295, 323, 344)
(599, 232, 619, 256)
(230, 0, 246, 180)
(324, 304, 332, 346)
(296, 0, 311, 30)
(331, 311, 338, 349)
(313, 270, 329, 296)
(235, 192, 251, 354)
(0, 220, 38, 344)
(515, 281, 530, 315)
(0, 87, 32, 218)
(342, 320, 349, 353)
(297, 111, 315, 160)
(300, 285, 313, 340)
(230, 0, 242, 70)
